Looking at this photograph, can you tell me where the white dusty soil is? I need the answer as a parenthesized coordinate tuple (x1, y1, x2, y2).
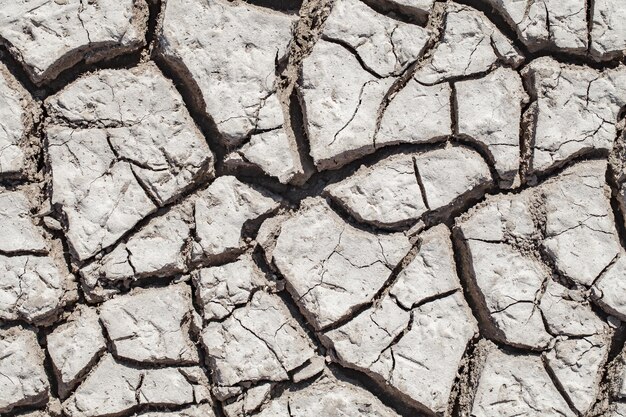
(1, 0, 626, 416)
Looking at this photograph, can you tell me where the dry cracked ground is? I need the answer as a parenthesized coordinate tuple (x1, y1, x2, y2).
(2, 0, 626, 416)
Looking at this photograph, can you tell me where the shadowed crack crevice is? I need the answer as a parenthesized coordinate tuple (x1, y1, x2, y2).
(585, 0, 595, 56)
(519, 61, 537, 185)
(446, 334, 480, 416)
(144, 0, 163, 55)
(152, 53, 228, 167)
(359, 0, 430, 26)
(0, 46, 41, 98)
(449, 336, 484, 417)
(0, 34, 146, 97)
(412, 156, 431, 210)
(450, 82, 459, 135)
(288, 89, 317, 184)
(586, 325, 626, 415)
(320, 37, 385, 79)
(451, 227, 506, 347)
(35, 328, 61, 404)
(607, 123, 626, 251)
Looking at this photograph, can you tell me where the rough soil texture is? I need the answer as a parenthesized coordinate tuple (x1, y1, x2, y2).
(1, 0, 626, 416)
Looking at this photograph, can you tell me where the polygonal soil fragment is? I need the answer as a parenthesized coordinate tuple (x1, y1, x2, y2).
(522, 57, 626, 173)
(138, 367, 211, 407)
(0, 326, 49, 413)
(0, 63, 38, 178)
(79, 176, 278, 301)
(389, 224, 460, 308)
(105, 207, 189, 277)
(375, 79, 451, 147)
(192, 255, 267, 322)
(483, 0, 587, 54)
(45, 63, 213, 261)
(323, 296, 411, 379)
(299, 40, 394, 170)
(0, 0, 148, 84)
(410, 146, 491, 212)
(46, 63, 214, 205)
(541, 160, 620, 286)
(46, 127, 157, 261)
(326, 146, 491, 228)
(544, 335, 610, 414)
(0, 190, 47, 254)
(456, 204, 553, 350)
(456, 67, 528, 187)
(220, 383, 273, 417)
(296, 0, 438, 170)
(322, 0, 430, 77)
(63, 354, 211, 417)
(158, 0, 295, 146)
(268, 197, 412, 329)
(300, 25, 458, 172)
(471, 342, 574, 417)
(99, 283, 200, 365)
(47, 306, 106, 399)
(461, 161, 620, 290)
(201, 291, 316, 386)
(414, 3, 522, 84)
(613, 403, 626, 417)
(456, 161, 619, 350)
(320, 230, 472, 414)
(254, 369, 401, 417)
(538, 279, 611, 414)
(326, 154, 424, 228)
(325, 290, 476, 415)
(0, 190, 76, 325)
(540, 279, 608, 337)
(593, 254, 626, 321)
(191, 176, 281, 262)
(225, 128, 309, 185)
(0, 254, 75, 325)
(375, 292, 476, 413)
(296, 0, 444, 170)
(591, 0, 626, 59)
(79, 204, 192, 301)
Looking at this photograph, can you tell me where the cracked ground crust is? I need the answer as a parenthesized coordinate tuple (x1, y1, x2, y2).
(1, 0, 626, 416)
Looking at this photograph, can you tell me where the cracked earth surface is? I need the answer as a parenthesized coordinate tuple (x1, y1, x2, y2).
(1, 0, 626, 416)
